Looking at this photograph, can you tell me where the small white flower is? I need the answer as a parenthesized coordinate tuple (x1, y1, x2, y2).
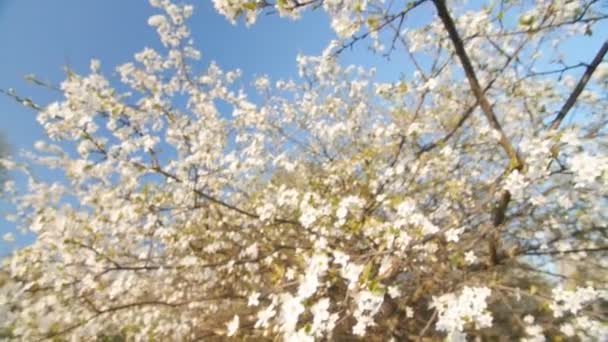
(342, 262, 364, 290)
(523, 315, 535, 324)
(256, 203, 276, 222)
(242, 243, 259, 259)
(423, 77, 438, 91)
(351, 290, 384, 336)
(504, 170, 527, 200)
(523, 324, 544, 342)
(254, 75, 271, 90)
(90, 59, 101, 72)
(405, 306, 414, 318)
(226, 315, 239, 337)
(279, 294, 305, 333)
(560, 323, 575, 337)
(180, 256, 198, 266)
(310, 297, 338, 337)
(332, 251, 349, 266)
(2, 232, 15, 242)
(594, 63, 608, 81)
(490, 129, 502, 141)
(335, 195, 364, 226)
(285, 268, 296, 280)
(445, 228, 463, 242)
(557, 193, 573, 209)
(336, 206, 348, 220)
(147, 14, 166, 27)
(248, 292, 260, 307)
(569, 152, 605, 188)
(255, 304, 276, 329)
(465, 251, 478, 265)
(388, 286, 401, 299)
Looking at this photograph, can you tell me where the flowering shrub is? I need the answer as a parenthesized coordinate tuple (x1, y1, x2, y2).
(1, 0, 607, 340)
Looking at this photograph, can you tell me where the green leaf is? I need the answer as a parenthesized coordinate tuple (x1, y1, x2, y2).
(519, 15, 535, 26)
(366, 17, 379, 30)
(355, 1, 363, 13)
(243, 2, 258, 10)
(360, 262, 374, 283)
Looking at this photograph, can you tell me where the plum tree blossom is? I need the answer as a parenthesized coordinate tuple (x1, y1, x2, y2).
(431, 286, 493, 335)
(1, 0, 607, 340)
(226, 315, 239, 337)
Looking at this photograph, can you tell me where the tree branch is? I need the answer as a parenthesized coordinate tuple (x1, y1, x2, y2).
(433, 0, 527, 267)
(432, 0, 523, 169)
(549, 39, 608, 130)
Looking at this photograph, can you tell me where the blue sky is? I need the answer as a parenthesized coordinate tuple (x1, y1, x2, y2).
(0, 1, 606, 256)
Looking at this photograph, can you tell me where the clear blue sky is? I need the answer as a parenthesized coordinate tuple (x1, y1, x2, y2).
(0, 1, 605, 256)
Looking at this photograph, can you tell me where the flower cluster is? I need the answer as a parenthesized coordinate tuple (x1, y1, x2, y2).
(431, 287, 493, 337)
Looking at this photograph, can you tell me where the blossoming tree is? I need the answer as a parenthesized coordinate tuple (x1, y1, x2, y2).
(1, 0, 607, 340)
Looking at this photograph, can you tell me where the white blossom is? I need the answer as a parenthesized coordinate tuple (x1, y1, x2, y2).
(248, 292, 260, 307)
(226, 315, 239, 337)
(464, 251, 477, 265)
(2, 233, 15, 242)
(432, 287, 493, 336)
